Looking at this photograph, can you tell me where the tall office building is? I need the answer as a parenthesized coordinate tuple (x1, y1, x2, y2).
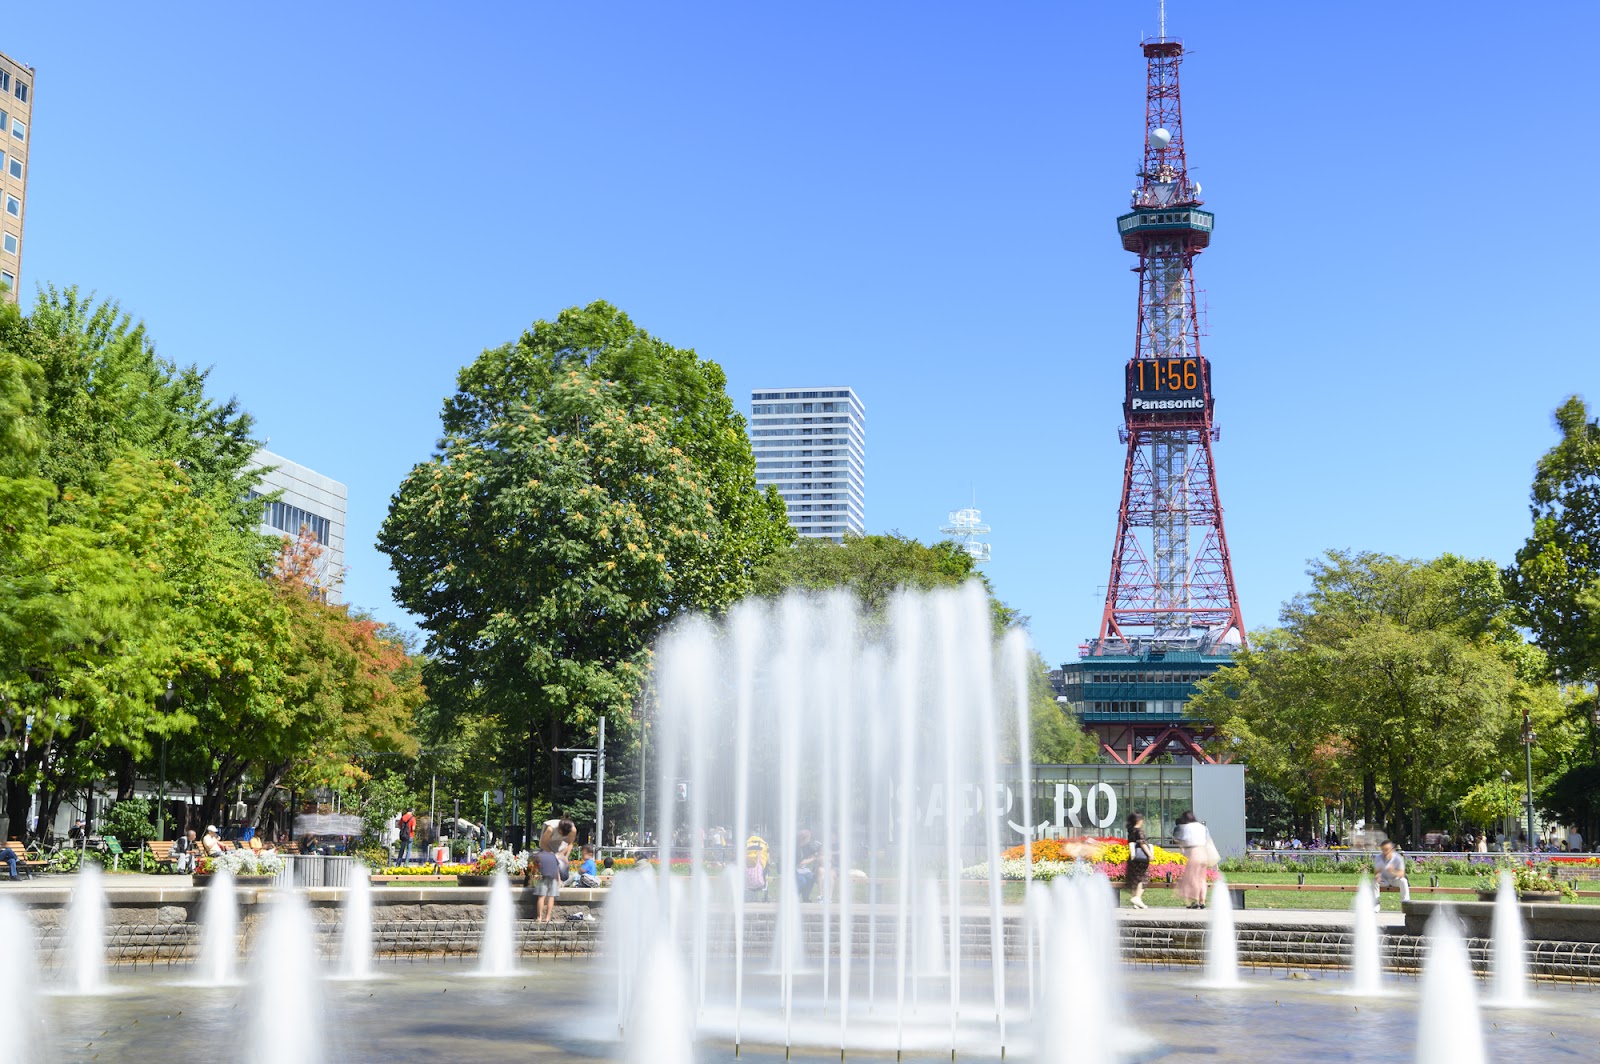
(0, 50, 34, 303)
(749, 386, 866, 540)
(248, 450, 348, 602)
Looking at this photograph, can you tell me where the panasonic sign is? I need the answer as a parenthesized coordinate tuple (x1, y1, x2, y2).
(1130, 396, 1205, 412)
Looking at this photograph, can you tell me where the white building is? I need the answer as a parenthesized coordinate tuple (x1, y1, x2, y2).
(749, 386, 865, 540)
(248, 449, 347, 601)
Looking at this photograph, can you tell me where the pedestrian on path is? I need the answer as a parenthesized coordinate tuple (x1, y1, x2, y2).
(1124, 812, 1152, 909)
(397, 808, 417, 863)
(1174, 811, 1216, 909)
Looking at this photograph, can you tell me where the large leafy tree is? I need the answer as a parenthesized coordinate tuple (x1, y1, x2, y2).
(379, 303, 792, 818)
(1190, 551, 1564, 844)
(1505, 395, 1600, 682)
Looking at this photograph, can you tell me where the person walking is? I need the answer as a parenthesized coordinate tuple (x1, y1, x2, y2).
(1174, 811, 1215, 909)
(1124, 812, 1152, 909)
(1374, 840, 1411, 910)
(397, 808, 417, 864)
(794, 828, 823, 902)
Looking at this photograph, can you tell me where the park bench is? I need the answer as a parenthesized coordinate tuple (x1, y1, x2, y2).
(284, 842, 302, 855)
(146, 840, 177, 868)
(4, 840, 48, 878)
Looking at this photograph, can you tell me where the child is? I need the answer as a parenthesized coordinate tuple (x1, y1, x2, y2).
(533, 848, 563, 922)
(568, 845, 601, 887)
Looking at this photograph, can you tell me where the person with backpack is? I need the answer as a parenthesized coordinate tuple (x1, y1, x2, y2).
(397, 808, 417, 863)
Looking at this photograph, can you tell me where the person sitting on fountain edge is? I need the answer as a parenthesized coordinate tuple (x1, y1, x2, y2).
(567, 845, 601, 888)
(1374, 840, 1411, 910)
(795, 828, 823, 902)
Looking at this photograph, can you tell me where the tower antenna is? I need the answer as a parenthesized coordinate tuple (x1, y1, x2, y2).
(1159, 0, 1166, 40)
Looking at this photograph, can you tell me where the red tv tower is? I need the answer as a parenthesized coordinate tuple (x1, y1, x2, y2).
(1064, 24, 1246, 765)
(1093, 29, 1244, 655)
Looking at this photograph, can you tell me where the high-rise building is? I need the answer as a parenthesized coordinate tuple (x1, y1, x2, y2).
(0, 49, 34, 304)
(248, 450, 348, 602)
(749, 386, 865, 540)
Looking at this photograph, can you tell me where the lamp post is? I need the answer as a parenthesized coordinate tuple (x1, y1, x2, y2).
(158, 681, 175, 841)
(1521, 709, 1536, 849)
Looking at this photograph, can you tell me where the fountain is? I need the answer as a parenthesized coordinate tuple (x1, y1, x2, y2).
(1350, 876, 1383, 995)
(608, 586, 1040, 1056)
(1487, 869, 1530, 1006)
(248, 890, 324, 1064)
(625, 939, 694, 1064)
(339, 871, 374, 979)
(478, 869, 516, 975)
(65, 863, 107, 994)
(0, 896, 43, 1060)
(1202, 873, 1241, 987)
(1415, 910, 1486, 1064)
(196, 868, 238, 984)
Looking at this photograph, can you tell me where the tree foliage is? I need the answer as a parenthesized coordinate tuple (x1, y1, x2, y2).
(1505, 396, 1600, 683)
(0, 288, 427, 839)
(1189, 550, 1565, 844)
(379, 302, 792, 807)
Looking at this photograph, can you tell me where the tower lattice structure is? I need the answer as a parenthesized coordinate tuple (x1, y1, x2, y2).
(1093, 35, 1244, 656)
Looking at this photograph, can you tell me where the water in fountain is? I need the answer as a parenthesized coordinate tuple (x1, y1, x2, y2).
(196, 868, 238, 985)
(0, 896, 44, 1059)
(65, 863, 107, 994)
(1349, 876, 1383, 995)
(478, 869, 516, 975)
(248, 890, 324, 1064)
(1488, 869, 1530, 1006)
(339, 871, 374, 979)
(1042, 875, 1125, 1064)
(1202, 873, 1241, 987)
(625, 939, 694, 1064)
(1415, 910, 1485, 1064)
(608, 586, 1039, 1056)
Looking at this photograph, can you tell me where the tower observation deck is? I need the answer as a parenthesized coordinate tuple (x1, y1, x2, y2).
(1068, 32, 1246, 765)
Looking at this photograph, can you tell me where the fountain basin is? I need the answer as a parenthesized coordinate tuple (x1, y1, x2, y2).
(196, 874, 277, 888)
(1405, 900, 1598, 942)
(1475, 890, 1561, 902)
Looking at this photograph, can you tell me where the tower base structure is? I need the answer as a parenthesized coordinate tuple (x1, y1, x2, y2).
(1055, 633, 1235, 765)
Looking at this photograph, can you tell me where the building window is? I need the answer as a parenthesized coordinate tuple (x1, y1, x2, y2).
(2, 233, 15, 255)
(0, 72, 9, 92)
(10, 120, 23, 142)
(6, 157, 18, 179)
(13, 82, 26, 104)
(4, 196, 17, 217)
(0, 270, 13, 290)
(0, 111, 7, 134)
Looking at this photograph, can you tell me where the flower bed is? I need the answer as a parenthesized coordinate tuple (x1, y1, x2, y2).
(967, 835, 1215, 883)
(378, 864, 475, 876)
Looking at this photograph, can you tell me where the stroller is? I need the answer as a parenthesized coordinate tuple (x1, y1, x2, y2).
(744, 834, 770, 902)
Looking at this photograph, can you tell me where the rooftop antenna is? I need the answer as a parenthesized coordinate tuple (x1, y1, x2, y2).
(940, 501, 992, 564)
(1159, 0, 1167, 40)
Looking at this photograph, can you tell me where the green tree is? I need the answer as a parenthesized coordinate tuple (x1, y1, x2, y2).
(1505, 396, 1600, 684)
(1189, 551, 1562, 844)
(379, 304, 791, 817)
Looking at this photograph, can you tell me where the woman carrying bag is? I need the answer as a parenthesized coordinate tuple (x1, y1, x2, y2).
(1124, 812, 1153, 909)
(1174, 810, 1218, 909)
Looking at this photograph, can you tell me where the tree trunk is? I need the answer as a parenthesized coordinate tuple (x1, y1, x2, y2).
(250, 762, 290, 830)
(115, 750, 136, 801)
(1362, 772, 1377, 828)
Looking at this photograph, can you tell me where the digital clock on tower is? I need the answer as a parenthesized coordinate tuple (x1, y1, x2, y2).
(1125, 356, 1210, 416)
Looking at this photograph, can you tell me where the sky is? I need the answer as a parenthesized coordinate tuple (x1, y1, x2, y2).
(5, 2, 1597, 667)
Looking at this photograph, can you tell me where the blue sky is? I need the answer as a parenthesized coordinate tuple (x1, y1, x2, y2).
(6, 2, 1597, 666)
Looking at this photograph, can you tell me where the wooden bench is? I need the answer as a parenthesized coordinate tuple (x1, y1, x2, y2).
(284, 842, 302, 855)
(4, 840, 49, 877)
(146, 840, 177, 867)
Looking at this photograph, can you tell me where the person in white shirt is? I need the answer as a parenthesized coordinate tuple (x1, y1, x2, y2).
(1374, 840, 1410, 910)
(1174, 810, 1213, 909)
(1569, 828, 1585, 853)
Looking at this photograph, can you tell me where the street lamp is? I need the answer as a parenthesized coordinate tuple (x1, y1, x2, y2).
(1521, 709, 1537, 849)
(158, 681, 176, 841)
